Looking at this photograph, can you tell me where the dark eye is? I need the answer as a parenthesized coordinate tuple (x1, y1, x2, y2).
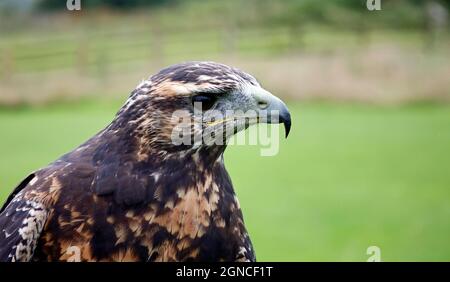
(192, 94, 217, 111)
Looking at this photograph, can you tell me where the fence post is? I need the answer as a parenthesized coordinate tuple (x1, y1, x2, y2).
(1, 47, 14, 82)
(150, 21, 165, 66)
(76, 38, 88, 76)
(222, 24, 237, 56)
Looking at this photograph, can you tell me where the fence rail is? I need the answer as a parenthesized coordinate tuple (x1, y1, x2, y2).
(1, 25, 299, 78)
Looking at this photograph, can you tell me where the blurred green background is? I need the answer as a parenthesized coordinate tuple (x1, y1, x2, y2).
(0, 0, 449, 261)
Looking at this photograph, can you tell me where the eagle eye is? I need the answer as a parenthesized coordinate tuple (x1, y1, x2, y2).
(192, 94, 217, 111)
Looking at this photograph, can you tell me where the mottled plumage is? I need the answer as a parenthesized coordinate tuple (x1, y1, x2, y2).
(0, 61, 291, 262)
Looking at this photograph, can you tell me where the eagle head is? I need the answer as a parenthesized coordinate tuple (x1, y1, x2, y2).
(113, 61, 291, 158)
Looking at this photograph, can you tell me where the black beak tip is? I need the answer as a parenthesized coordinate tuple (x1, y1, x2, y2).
(280, 110, 291, 138)
(284, 119, 291, 138)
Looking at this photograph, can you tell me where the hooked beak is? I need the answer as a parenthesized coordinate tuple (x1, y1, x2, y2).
(252, 88, 292, 138)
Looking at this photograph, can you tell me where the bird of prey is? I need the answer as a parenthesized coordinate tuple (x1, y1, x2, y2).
(0, 61, 291, 262)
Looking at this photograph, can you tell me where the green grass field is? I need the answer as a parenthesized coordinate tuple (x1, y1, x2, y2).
(0, 101, 449, 261)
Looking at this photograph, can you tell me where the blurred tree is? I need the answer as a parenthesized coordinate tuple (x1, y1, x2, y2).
(30, 0, 450, 33)
(424, 0, 449, 49)
(38, 0, 178, 10)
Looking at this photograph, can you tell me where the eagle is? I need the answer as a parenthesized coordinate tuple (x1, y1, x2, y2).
(0, 61, 291, 262)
